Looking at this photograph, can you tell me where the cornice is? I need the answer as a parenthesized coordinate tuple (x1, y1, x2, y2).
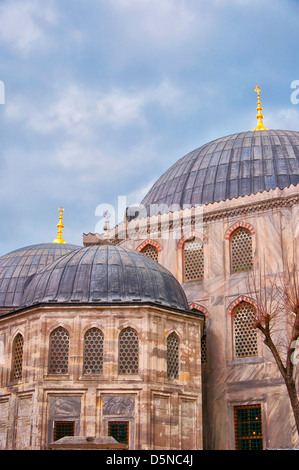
(83, 186, 299, 244)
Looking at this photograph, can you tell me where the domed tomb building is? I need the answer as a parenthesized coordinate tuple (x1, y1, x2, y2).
(0, 235, 203, 449)
(84, 89, 299, 450)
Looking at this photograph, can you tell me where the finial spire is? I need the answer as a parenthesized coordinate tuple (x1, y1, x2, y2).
(252, 84, 269, 131)
(53, 207, 66, 244)
(103, 210, 111, 232)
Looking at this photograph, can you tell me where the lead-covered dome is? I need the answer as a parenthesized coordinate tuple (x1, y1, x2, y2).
(141, 130, 299, 215)
(20, 244, 189, 311)
(0, 243, 81, 309)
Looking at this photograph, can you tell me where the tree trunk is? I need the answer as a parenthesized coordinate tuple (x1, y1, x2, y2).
(261, 331, 299, 436)
(285, 377, 299, 436)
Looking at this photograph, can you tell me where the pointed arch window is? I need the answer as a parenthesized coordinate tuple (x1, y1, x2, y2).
(230, 227, 253, 273)
(141, 244, 159, 262)
(233, 302, 258, 358)
(119, 328, 139, 374)
(83, 328, 104, 375)
(167, 332, 179, 379)
(183, 238, 204, 282)
(48, 327, 69, 374)
(12, 333, 24, 380)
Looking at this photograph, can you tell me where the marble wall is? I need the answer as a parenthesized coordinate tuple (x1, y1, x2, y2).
(0, 304, 203, 450)
(113, 185, 299, 449)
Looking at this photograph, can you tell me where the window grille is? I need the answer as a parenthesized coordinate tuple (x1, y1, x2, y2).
(119, 328, 139, 374)
(234, 404, 263, 450)
(183, 238, 204, 281)
(233, 302, 258, 358)
(48, 327, 69, 374)
(230, 227, 253, 273)
(83, 328, 104, 374)
(108, 421, 129, 445)
(167, 332, 179, 379)
(53, 421, 75, 441)
(12, 333, 23, 380)
(141, 244, 158, 262)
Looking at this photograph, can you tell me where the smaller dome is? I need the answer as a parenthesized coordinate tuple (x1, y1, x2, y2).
(20, 245, 189, 312)
(0, 243, 81, 308)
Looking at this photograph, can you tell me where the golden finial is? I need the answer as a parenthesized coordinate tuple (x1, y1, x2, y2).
(53, 207, 66, 244)
(252, 84, 269, 131)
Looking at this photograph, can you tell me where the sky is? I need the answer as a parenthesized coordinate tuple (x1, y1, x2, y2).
(0, 0, 298, 256)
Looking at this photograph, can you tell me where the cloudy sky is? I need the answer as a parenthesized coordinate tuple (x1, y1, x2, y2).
(0, 0, 298, 255)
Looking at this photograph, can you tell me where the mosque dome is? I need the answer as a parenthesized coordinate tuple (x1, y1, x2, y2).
(20, 244, 189, 311)
(0, 243, 81, 309)
(140, 129, 299, 215)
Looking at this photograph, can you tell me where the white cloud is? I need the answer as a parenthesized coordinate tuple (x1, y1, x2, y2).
(110, 0, 196, 43)
(5, 80, 182, 137)
(95, 90, 145, 126)
(55, 141, 118, 173)
(5, 86, 144, 139)
(0, 0, 58, 55)
(264, 107, 299, 131)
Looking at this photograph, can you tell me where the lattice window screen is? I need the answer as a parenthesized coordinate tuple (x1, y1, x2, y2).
(119, 328, 139, 374)
(167, 332, 179, 379)
(183, 238, 204, 281)
(108, 421, 129, 445)
(230, 228, 253, 273)
(141, 244, 158, 262)
(83, 328, 104, 374)
(234, 404, 263, 450)
(54, 421, 75, 441)
(12, 333, 24, 380)
(48, 327, 70, 374)
(233, 302, 258, 358)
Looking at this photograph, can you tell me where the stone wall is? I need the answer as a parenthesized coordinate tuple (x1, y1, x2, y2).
(112, 185, 299, 449)
(0, 304, 203, 450)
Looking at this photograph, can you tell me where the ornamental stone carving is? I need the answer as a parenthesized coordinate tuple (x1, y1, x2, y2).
(103, 396, 135, 417)
(49, 396, 81, 419)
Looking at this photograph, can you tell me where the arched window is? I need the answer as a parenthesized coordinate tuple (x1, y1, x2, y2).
(233, 302, 258, 358)
(141, 244, 159, 262)
(230, 227, 253, 273)
(11, 333, 24, 380)
(83, 328, 104, 374)
(183, 238, 204, 281)
(167, 332, 179, 379)
(119, 328, 139, 374)
(48, 327, 69, 374)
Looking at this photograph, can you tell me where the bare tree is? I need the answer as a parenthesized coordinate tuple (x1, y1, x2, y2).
(248, 263, 299, 435)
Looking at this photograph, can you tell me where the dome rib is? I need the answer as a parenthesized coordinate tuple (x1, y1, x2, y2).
(140, 130, 299, 216)
(0, 243, 81, 309)
(20, 245, 189, 312)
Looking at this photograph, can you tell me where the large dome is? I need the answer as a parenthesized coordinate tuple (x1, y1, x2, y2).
(0, 243, 81, 309)
(141, 130, 299, 215)
(20, 244, 189, 311)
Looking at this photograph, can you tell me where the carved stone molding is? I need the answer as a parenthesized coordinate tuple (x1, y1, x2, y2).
(83, 191, 299, 246)
(103, 396, 135, 417)
(49, 396, 81, 419)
